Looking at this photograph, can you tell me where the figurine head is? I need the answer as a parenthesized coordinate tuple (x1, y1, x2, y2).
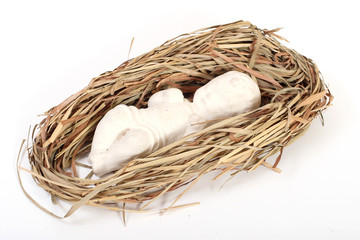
(192, 71, 261, 121)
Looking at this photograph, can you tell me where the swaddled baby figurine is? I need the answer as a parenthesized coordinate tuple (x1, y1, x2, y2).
(89, 71, 261, 176)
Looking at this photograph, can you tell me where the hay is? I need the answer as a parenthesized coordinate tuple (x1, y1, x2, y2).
(19, 20, 333, 218)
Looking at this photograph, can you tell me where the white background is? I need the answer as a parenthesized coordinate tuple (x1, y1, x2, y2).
(1, 0, 359, 239)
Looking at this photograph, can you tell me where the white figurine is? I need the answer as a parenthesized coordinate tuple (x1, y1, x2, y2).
(89, 71, 261, 176)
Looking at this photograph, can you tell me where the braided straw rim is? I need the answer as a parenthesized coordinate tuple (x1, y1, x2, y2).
(19, 20, 333, 218)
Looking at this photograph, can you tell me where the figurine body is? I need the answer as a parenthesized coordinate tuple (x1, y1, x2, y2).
(90, 71, 261, 176)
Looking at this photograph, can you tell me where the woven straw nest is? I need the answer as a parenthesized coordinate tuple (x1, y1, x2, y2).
(21, 20, 333, 218)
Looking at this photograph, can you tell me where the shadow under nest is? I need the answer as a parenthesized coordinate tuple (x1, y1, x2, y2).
(22, 20, 333, 218)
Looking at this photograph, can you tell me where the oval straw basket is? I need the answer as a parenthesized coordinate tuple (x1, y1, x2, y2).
(21, 20, 333, 218)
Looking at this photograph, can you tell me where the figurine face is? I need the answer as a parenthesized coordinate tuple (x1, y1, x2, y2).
(192, 71, 261, 120)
